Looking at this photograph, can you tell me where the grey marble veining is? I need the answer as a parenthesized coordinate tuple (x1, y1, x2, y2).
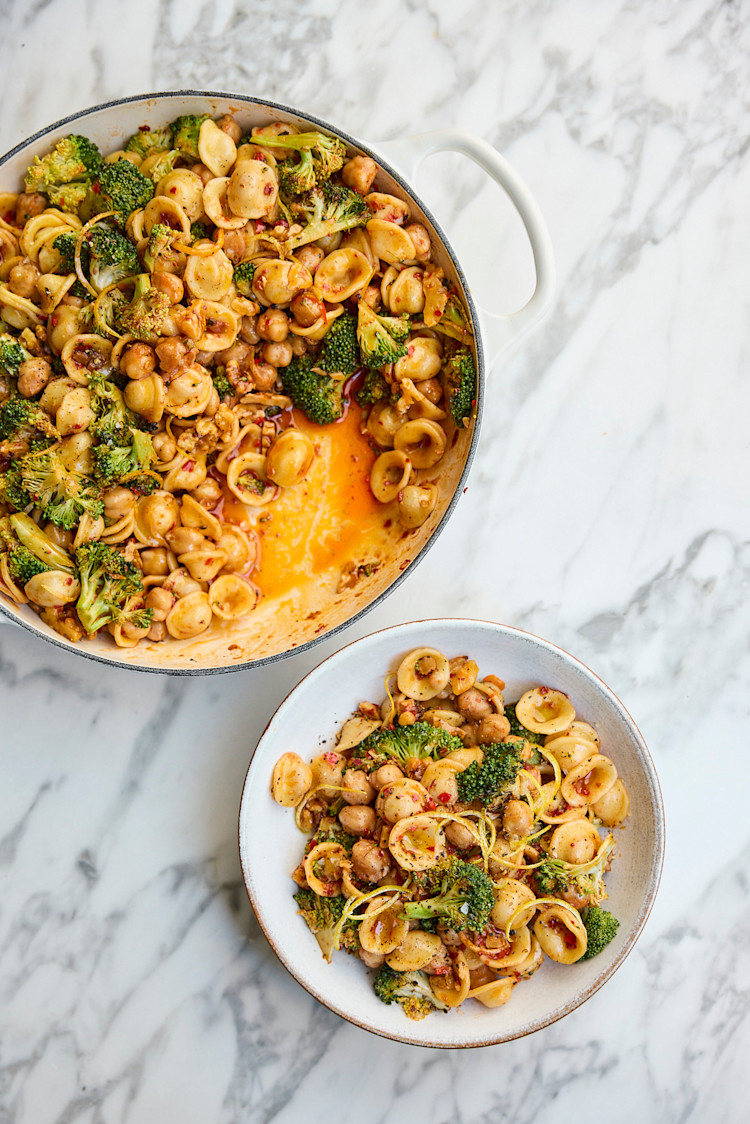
(1, 0, 749, 1121)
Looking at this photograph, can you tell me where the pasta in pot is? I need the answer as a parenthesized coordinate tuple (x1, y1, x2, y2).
(270, 646, 631, 1021)
(0, 113, 478, 652)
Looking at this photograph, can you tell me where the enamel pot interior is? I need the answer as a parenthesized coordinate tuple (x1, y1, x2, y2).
(0, 91, 484, 674)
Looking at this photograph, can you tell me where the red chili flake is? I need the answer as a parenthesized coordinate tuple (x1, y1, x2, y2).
(263, 184, 273, 195)
(184, 460, 195, 471)
(427, 845, 435, 852)
(434, 308, 442, 318)
(407, 345, 415, 357)
(255, 220, 265, 233)
(254, 152, 265, 161)
(323, 752, 339, 766)
(399, 559, 410, 571)
(169, 186, 177, 194)
(92, 182, 100, 193)
(414, 272, 423, 280)
(539, 686, 549, 695)
(463, 487, 468, 494)
(437, 792, 450, 804)
(384, 519, 392, 528)
(140, 125, 151, 132)
(50, 315, 59, 328)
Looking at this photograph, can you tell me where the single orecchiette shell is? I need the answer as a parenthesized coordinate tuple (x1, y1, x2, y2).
(265, 428, 315, 488)
(40, 376, 77, 415)
(396, 646, 451, 700)
(358, 896, 408, 955)
(195, 302, 240, 351)
(490, 878, 537, 931)
(124, 372, 166, 424)
(55, 387, 95, 435)
(591, 778, 630, 827)
(429, 949, 470, 1008)
(61, 334, 113, 384)
(216, 524, 258, 573)
(270, 752, 313, 807)
(156, 169, 206, 221)
(335, 716, 382, 753)
(163, 453, 207, 493)
(24, 570, 80, 607)
(164, 366, 214, 417)
(303, 842, 348, 898)
(386, 930, 444, 972)
(198, 118, 238, 177)
(467, 976, 515, 1008)
(393, 418, 447, 469)
(183, 247, 234, 301)
(165, 591, 213, 639)
(515, 687, 576, 734)
(545, 720, 600, 748)
(227, 161, 278, 218)
(209, 574, 260, 620)
(313, 248, 373, 303)
(365, 192, 410, 226)
(369, 449, 411, 504)
(226, 452, 278, 506)
(388, 813, 446, 871)
(538, 782, 587, 825)
(420, 760, 461, 808)
(397, 483, 438, 529)
(560, 754, 618, 807)
(548, 819, 602, 865)
(394, 336, 442, 383)
(135, 491, 180, 545)
(202, 177, 247, 229)
(180, 494, 222, 541)
(386, 266, 425, 315)
(59, 431, 94, 474)
(366, 401, 402, 448)
(534, 905, 588, 964)
(178, 548, 227, 583)
(143, 195, 191, 239)
(375, 778, 430, 824)
(252, 258, 312, 306)
(366, 218, 416, 264)
(544, 733, 595, 774)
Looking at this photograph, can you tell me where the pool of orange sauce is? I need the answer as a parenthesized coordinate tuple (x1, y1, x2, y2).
(221, 402, 384, 601)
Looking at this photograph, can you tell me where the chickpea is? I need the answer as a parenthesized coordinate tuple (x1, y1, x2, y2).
(152, 432, 177, 462)
(445, 821, 476, 850)
(152, 271, 184, 303)
(456, 687, 493, 721)
(239, 315, 260, 345)
(15, 192, 46, 224)
(290, 289, 325, 327)
(417, 377, 442, 404)
(155, 336, 189, 372)
(503, 799, 534, 839)
(203, 386, 220, 418)
(475, 714, 511, 744)
(371, 763, 404, 790)
(147, 621, 167, 642)
(261, 339, 293, 368)
(341, 768, 376, 806)
(189, 478, 222, 507)
(8, 260, 40, 300)
(360, 284, 380, 311)
(145, 586, 176, 621)
(190, 162, 214, 185)
(102, 485, 135, 521)
(404, 223, 431, 261)
(43, 523, 73, 549)
(47, 305, 81, 354)
(120, 342, 157, 381)
(163, 567, 202, 598)
(222, 229, 246, 264)
(249, 360, 277, 391)
(216, 339, 252, 368)
(338, 804, 377, 836)
(61, 294, 86, 308)
(257, 308, 289, 342)
(290, 335, 307, 357)
(140, 547, 171, 576)
(351, 839, 391, 882)
(17, 358, 51, 398)
(293, 245, 324, 273)
(376, 779, 429, 824)
(216, 114, 243, 143)
(342, 154, 378, 195)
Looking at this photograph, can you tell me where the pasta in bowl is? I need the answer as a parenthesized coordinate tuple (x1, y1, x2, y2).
(0, 93, 552, 673)
(239, 619, 664, 1047)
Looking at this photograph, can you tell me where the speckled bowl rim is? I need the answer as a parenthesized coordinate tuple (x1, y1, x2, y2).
(0, 90, 485, 675)
(238, 617, 665, 1048)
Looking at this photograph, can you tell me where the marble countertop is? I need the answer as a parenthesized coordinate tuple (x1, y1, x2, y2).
(1, 1, 747, 1121)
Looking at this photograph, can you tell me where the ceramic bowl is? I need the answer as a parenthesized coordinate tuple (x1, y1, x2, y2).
(238, 619, 664, 1047)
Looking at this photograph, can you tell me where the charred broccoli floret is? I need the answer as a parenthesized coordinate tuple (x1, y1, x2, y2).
(356, 302, 409, 368)
(232, 260, 255, 297)
(403, 857, 495, 932)
(18, 447, 103, 529)
(293, 888, 359, 961)
(443, 347, 476, 426)
(0, 397, 58, 452)
(24, 134, 102, 212)
(143, 150, 179, 184)
(143, 223, 174, 273)
(85, 224, 140, 291)
(353, 721, 463, 771)
(356, 368, 392, 407)
(2, 512, 74, 573)
(281, 353, 345, 426)
(93, 428, 155, 493)
(119, 274, 170, 342)
(317, 312, 359, 378)
(0, 333, 33, 379)
(0, 461, 29, 510)
(278, 149, 318, 197)
(372, 965, 449, 1020)
(88, 372, 137, 440)
(170, 113, 210, 159)
(190, 221, 210, 243)
(456, 738, 525, 806)
(260, 130, 346, 182)
(51, 233, 91, 298)
(580, 906, 620, 959)
(431, 292, 473, 346)
(94, 159, 154, 222)
(75, 541, 150, 634)
(285, 179, 367, 250)
(124, 125, 173, 158)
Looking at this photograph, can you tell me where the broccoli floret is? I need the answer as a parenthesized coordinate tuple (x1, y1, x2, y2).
(504, 702, 545, 746)
(88, 372, 136, 439)
(353, 721, 463, 770)
(86, 225, 140, 292)
(456, 738, 525, 806)
(260, 130, 347, 182)
(281, 353, 344, 426)
(580, 906, 620, 960)
(93, 428, 155, 491)
(25, 134, 102, 212)
(278, 149, 318, 197)
(356, 302, 409, 368)
(0, 461, 30, 510)
(18, 447, 103, 529)
(144, 150, 180, 184)
(356, 368, 391, 407)
(94, 160, 154, 222)
(119, 274, 169, 342)
(51, 233, 91, 298)
(372, 965, 449, 1020)
(170, 114, 210, 159)
(535, 838, 614, 907)
(190, 221, 210, 243)
(124, 125, 173, 158)
(443, 347, 476, 426)
(7, 543, 50, 585)
(79, 290, 127, 338)
(432, 292, 473, 346)
(212, 367, 233, 400)
(285, 179, 367, 251)
(403, 857, 494, 933)
(75, 541, 150, 634)
(0, 333, 33, 379)
(3, 512, 74, 572)
(317, 312, 359, 378)
(0, 397, 58, 451)
(293, 888, 359, 961)
(143, 223, 174, 273)
(233, 260, 255, 297)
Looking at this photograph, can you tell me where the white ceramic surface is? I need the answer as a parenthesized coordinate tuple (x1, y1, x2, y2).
(239, 619, 664, 1047)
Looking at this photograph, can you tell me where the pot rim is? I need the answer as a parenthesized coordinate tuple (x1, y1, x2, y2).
(0, 89, 485, 676)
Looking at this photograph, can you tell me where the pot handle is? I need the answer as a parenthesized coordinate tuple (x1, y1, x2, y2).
(370, 129, 555, 365)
